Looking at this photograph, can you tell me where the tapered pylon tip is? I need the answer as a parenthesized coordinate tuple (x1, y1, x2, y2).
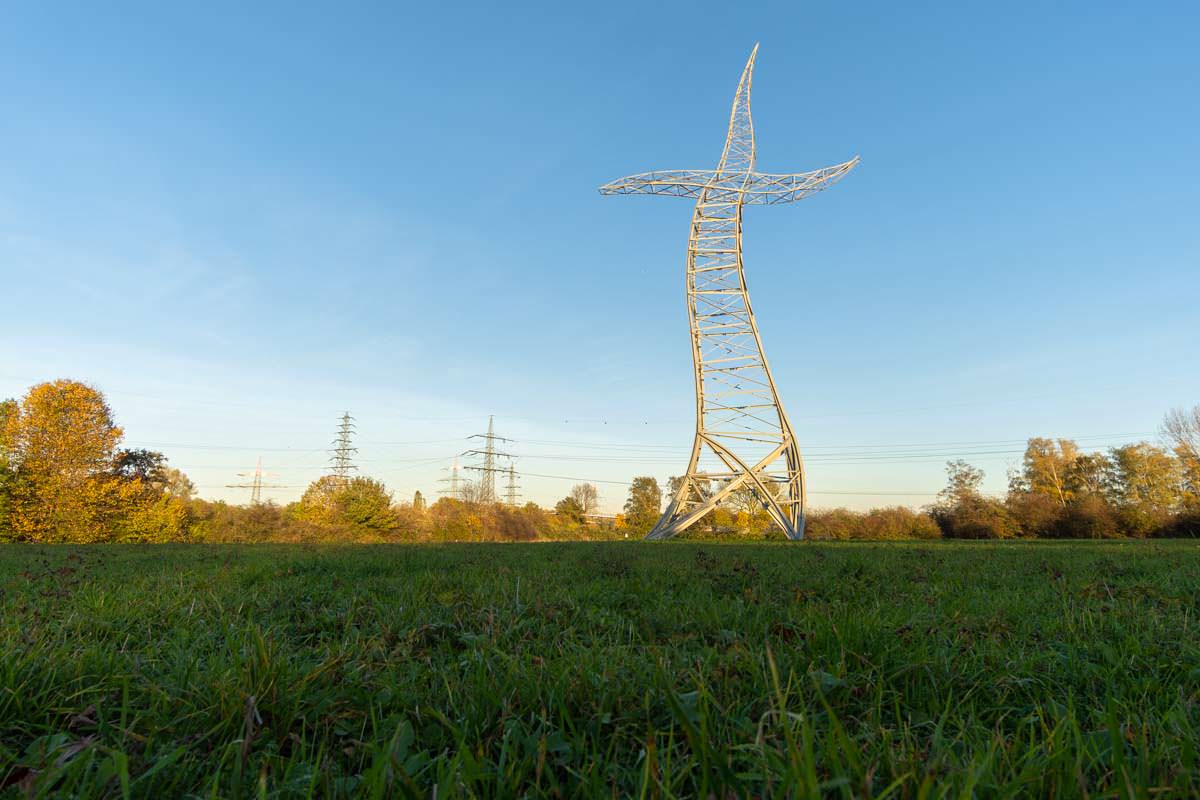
(738, 44, 759, 88)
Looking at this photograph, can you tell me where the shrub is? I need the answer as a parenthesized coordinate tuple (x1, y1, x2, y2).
(1153, 511, 1200, 538)
(806, 508, 861, 540)
(935, 496, 1019, 539)
(804, 507, 940, 540)
(428, 498, 485, 541)
(494, 506, 537, 541)
(1050, 497, 1119, 539)
(1006, 492, 1061, 538)
(390, 503, 431, 541)
(860, 506, 941, 540)
(1113, 505, 1172, 539)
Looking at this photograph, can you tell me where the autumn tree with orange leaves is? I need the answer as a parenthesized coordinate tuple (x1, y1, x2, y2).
(0, 380, 189, 542)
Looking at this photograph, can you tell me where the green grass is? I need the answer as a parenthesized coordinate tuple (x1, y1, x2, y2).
(1, 541, 1199, 798)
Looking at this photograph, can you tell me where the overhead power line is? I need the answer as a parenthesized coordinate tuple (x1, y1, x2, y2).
(125, 430, 1157, 457)
(514, 470, 941, 497)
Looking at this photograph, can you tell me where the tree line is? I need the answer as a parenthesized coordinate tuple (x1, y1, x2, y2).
(1, 380, 1197, 542)
(667, 422, 1200, 539)
(0, 380, 656, 543)
(923, 427, 1200, 539)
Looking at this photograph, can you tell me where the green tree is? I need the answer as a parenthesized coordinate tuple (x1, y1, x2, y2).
(295, 475, 398, 533)
(1105, 443, 1183, 535)
(0, 398, 16, 537)
(108, 450, 191, 541)
(339, 478, 399, 531)
(112, 448, 168, 483)
(111, 486, 191, 542)
(1012, 438, 1079, 505)
(724, 478, 782, 534)
(1064, 452, 1111, 499)
(938, 460, 984, 507)
(934, 460, 1016, 539)
(161, 467, 196, 501)
(412, 490, 427, 512)
(569, 483, 599, 517)
(1106, 443, 1182, 511)
(1162, 406, 1200, 508)
(555, 495, 585, 524)
(1006, 441, 1113, 536)
(624, 476, 662, 533)
(295, 475, 342, 523)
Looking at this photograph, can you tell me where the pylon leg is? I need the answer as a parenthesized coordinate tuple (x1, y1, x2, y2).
(647, 434, 804, 540)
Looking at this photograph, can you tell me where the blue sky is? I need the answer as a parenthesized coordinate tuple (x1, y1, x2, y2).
(3, 1, 1198, 513)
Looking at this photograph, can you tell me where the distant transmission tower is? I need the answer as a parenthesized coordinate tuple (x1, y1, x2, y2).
(438, 460, 463, 500)
(463, 415, 511, 504)
(503, 463, 521, 506)
(329, 411, 358, 486)
(226, 456, 284, 505)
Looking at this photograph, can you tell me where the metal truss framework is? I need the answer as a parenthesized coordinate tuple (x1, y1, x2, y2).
(600, 45, 858, 540)
(463, 416, 512, 504)
(227, 456, 283, 505)
(329, 412, 358, 487)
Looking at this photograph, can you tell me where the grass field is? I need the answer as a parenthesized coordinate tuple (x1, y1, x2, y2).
(2, 541, 1199, 798)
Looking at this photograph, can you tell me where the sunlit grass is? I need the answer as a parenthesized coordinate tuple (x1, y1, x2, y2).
(2, 541, 1198, 797)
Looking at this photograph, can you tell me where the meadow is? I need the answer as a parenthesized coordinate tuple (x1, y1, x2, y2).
(1, 541, 1198, 798)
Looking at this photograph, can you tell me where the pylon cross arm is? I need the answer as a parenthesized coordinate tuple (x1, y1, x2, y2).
(597, 157, 859, 204)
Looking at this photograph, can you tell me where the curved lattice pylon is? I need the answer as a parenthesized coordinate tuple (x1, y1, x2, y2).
(600, 44, 859, 540)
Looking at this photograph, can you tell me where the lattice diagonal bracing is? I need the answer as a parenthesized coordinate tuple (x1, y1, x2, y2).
(599, 44, 859, 540)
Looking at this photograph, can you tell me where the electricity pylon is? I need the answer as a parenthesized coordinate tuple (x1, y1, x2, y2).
(463, 415, 511, 504)
(329, 411, 358, 486)
(600, 44, 859, 540)
(226, 456, 285, 505)
(438, 460, 463, 499)
(503, 463, 521, 506)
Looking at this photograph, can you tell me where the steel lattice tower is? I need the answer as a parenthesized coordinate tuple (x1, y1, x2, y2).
(227, 456, 283, 505)
(438, 460, 463, 500)
(329, 411, 358, 486)
(503, 463, 520, 506)
(463, 415, 511, 504)
(248, 456, 263, 505)
(600, 45, 859, 540)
